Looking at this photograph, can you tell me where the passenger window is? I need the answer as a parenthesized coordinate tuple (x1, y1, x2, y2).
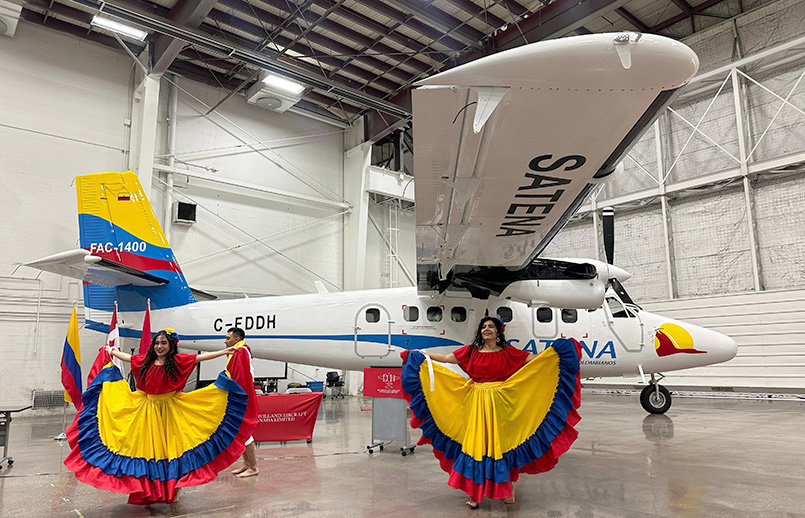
(451, 306, 467, 322)
(561, 309, 578, 323)
(427, 306, 442, 322)
(606, 298, 630, 318)
(366, 308, 380, 323)
(403, 306, 419, 322)
(496, 307, 513, 323)
(536, 307, 553, 323)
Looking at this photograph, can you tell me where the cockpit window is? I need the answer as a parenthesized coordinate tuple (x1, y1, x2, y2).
(561, 309, 578, 323)
(536, 307, 553, 323)
(496, 307, 513, 323)
(606, 297, 632, 318)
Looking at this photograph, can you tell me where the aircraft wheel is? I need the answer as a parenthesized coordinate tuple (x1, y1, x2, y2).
(640, 384, 671, 414)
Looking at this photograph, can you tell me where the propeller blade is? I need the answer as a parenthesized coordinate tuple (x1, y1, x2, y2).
(602, 206, 615, 265)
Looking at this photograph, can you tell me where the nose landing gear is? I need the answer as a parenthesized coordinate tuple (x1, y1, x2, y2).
(640, 381, 671, 414)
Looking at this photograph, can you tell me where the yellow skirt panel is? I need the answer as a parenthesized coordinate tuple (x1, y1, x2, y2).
(98, 380, 229, 460)
(420, 348, 561, 461)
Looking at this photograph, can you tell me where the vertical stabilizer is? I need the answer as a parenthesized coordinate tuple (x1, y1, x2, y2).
(77, 172, 196, 313)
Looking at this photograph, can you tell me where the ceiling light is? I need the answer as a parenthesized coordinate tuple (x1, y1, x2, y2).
(262, 74, 305, 95)
(91, 15, 147, 41)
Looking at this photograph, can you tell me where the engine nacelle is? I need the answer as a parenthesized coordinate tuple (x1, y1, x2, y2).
(499, 278, 606, 309)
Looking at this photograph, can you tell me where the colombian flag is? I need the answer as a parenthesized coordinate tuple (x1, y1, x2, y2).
(60, 305, 82, 410)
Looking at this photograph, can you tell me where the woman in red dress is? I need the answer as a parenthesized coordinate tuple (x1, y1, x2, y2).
(401, 316, 581, 509)
(65, 329, 256, 505)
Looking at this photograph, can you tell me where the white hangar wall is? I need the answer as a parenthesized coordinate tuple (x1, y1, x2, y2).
(0, 25, 135, 407)
(543, 0, 805, 391)
(151, 78, 345, 298)
(0, 23, 347, 405)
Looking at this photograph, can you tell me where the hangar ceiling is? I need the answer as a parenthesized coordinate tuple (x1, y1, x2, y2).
(17, 0, 757, 138)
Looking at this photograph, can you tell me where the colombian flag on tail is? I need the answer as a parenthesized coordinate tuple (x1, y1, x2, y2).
(60, 305, 82, 410)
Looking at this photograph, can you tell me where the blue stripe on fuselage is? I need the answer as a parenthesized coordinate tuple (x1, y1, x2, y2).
(84, 321, 462, 350)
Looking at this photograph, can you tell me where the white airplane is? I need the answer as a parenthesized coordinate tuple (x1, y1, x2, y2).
(25, 33, 737, 414)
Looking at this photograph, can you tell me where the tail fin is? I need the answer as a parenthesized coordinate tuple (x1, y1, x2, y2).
(78, 172, 196, 312)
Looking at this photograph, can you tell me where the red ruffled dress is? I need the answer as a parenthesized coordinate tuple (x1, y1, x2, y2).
(401, 340, 582, 502)
(65, 352, 256, 505)
(453, 344, 531, 382)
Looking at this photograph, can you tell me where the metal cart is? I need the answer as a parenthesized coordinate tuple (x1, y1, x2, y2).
(0, 404, 32, 470)
(366, 396, 416, 456)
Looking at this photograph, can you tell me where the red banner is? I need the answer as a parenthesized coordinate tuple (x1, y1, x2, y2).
(363, 367, 404, 398)
(253, 392, 323, 442)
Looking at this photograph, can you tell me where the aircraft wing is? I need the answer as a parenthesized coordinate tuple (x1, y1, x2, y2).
(414, 33, 698, 285)
(24, 249, 168, 287)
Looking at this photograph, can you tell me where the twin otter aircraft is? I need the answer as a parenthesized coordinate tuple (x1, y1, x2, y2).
(27, 33, 736, 414)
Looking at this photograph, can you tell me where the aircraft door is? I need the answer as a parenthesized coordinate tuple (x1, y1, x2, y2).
(603, 294, 644, 353)
(532, 307, 558, 338)
(354, 303, 394, 359)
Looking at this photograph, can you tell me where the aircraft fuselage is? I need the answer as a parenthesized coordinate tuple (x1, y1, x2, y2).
(148, 286, 737, 377)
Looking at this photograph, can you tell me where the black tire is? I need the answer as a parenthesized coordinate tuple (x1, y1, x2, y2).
(401, 451, 407, 456)
(640, 384, 671, 414)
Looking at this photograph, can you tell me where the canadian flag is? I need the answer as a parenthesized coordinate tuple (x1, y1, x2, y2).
(87, 303, 124, 384)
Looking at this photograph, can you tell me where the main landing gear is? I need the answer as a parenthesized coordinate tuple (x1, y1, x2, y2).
(640, 377, 672, 414)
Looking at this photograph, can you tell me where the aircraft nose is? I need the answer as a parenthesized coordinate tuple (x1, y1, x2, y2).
(703, 328, 738, 363)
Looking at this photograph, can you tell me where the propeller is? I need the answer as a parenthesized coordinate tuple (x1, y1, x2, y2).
(600, 205, 638, 307)
(602, 206, 615, 265)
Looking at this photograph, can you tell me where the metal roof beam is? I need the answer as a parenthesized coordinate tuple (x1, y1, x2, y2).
(615, 7, 649, 33)
(386, 0, 485, 49)
(68, 0, 411, 119)
(352, 0, 467, 52)
(310, 0, 452, 66)
(651, 0, 725, 32)
(169, 57, 362, 121)
(151, 0, 219, 75)
(213, 0, 417, 85)
(258, 0, 438, 74)
(444, 0, 506, 29)
(489, 0, 629, 52)
(497, 0, 530, 17)
(670, 0, 694, 16)
(20, 4, 143, 52)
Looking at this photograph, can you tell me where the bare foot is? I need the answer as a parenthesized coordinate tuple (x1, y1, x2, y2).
(235, 467, 259, 478)
(231, 466, 247, 475)
(466, 499, 478, 509)
(503, 495, 515, 504)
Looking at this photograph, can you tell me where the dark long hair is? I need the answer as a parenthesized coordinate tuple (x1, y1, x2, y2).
(471, 316, 507, 350)
(137, 329, 180, 384)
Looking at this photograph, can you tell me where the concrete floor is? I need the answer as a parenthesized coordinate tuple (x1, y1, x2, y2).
(1, 393, 804, 518)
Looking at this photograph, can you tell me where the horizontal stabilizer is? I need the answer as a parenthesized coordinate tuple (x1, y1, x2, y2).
(25, 249, 168, 287)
